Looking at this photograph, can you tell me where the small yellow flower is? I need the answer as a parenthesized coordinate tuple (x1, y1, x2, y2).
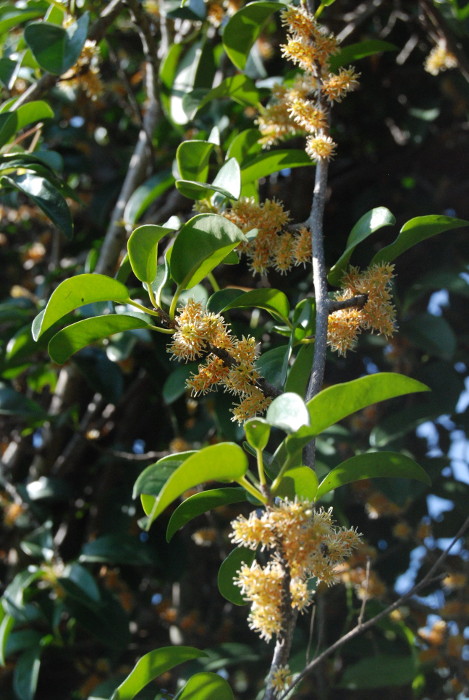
(305, 134, 337, 161)
(425, 40, 457, 76)
(270, 665, 292, 693)
(322, 67, 360, 103)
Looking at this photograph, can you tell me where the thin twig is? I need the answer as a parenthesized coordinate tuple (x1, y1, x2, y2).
(277, 515, 469, 700)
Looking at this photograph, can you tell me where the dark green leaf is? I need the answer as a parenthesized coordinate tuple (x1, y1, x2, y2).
(32, 274, 131, 340)
(111, 647, 207, 700)
(166, 487, 246, 541)
(370, 215, 469, 265)
(170, 214, 245, 289)
(223, 2, 286, 70)
(0, 173, 72, 238)
(241, 149, 312, 184)
(13, 647, 41, 700)
(0, 111, 17, 148)
(329, 40, 398, 72)
(123, 171, 174, 226)
(163, 364, 198, 405)
(24, 13, 89, 75)
(256, 345, 290, 390)
(48, 314, 151, 364)
(328, 207, 395, 285)
(176, 671, 234, 699)
(401, 313, 456, 360)
(339, 654, 418, 689)
(218, 547, 255, 605)
(285, 343, 315, 395)
(0, 382, 46, 419)
(316, 452, 431, 500)
(79, 534, 153, 566)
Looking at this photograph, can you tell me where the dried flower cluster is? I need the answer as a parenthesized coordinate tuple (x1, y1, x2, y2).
(424, 40, 457, 76)
(224, 198, 311, 275)
(256, 6, 359, 160)
(231, 501, 361, 640)
(327, 263, 397, 355)
(168, 299, 271, 422)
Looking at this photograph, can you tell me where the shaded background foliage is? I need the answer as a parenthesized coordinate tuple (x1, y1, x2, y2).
(0, 0, 468, 699)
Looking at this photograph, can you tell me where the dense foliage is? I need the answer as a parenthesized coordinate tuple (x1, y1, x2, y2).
(0, 1, 468, 699)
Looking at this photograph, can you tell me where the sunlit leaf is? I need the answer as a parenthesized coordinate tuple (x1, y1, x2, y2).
(48, 314, 152, 364)
(176, 140, 215, 183)
(111, 647, 207, 700)
(272, 466, 318, 500)
(176, 671, 234, 699)
(166, 487, 245, 541)
(217, 288, 290, 323)
(32, 275, 131, 340)
(223, 2, 286, 70)
(127, 225, 173, 283)
(244, 418, 271, 451)
(266, 392, 310, 433)
(370, 215, 469, 265)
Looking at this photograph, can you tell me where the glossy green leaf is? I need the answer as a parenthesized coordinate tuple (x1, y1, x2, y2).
(207, 288, 244, 314)
(241, 149, 312, 184)
(127, 224, 173, 283)
(370, 215, 469, 265)
(111, 647, 207, 700)
(169, 42, 212, 125)
(32, 274, 131, 340)
(218, 547, 255, 605)
(218, 288, 290, 323)
(316, 452, 431, 500)
(176, 140, 215, 183)
(133, 452, 196, 498)
(185, 75, 263, 119)
(15, 101, 54, 130)
(266, 392, 310, 433)
(285, 343, 315, 395)
(176, 671, 234, 700)
(176, 179, 238, 202)
(0, 173, 72, 238)
(0, 8, 43, 35)
(24, 13, 89, 75)
(223, 2, 286, 70)
(329, 40, 398, 72)
(244, 418, 271, 451)
(0, 613, 15, 666)
(143, 443, 248, 528)
(272, 466, 318, 500)
(211, 157, 241, 200)
(170, 214, 245, 289)
(47, 314, 152, 364)
(227, 128, 262, 163)
(256, 345, 290, 390)
(307, 373, 430, 436)
(13, 647, 41, 700)
(166, 487, 246, 541)
(123, 171, 174, 226)
(328, 207, 395, 285)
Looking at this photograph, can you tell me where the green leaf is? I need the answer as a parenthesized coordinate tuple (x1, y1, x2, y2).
(142, 443, 248, 528)
(47, 314, 152, 364)
(169, 41, 213, 125)
(176, 671, 234, 700)
(256, 345, 290, 390)
(166, 487, 245, 541)
(272, 466, 318, 500)
(401, 313, 456, 360)
(32, 274, 131, 340)
(0, 112, 17, 148)
(339, 654, 418, 690)
(176, 140, 215, 183)
(13, 647, 41, 700)
(176, 179, 238, 202)
(163, 364, 198, 405)
(133, 452, 196, 499)
(241, 149, 312, 184)
(0, 173, 73, 238)
(0, 613, 15, 666)
(370, 215, 469, 265)
(207, 288, 244, 314)
(285, 343, 314, 395)
(0, 8, 43, 35)
(24, 13, 89, 75)
(211, 157, 241, 200)
(170, 214, 245, 290)
(307, 373, 430, 436)
(0, 57, 18, 89)
(123, 171, 174, 226)
(79, 534, 153, 566)
(329, 40, 398, 71)
(227, 128, 262, 163)
(217, 288, 290, 323)
(266, 392, 310, 433)
(185, 75, 263, 119)
(0, 382, 46, 419)
(218, 547, 255, 605)
(316, 452, 431, 500)
(223, 2, 286, 70)
(127, 224, 173, 283)
(328, 207, 395, 285)
(111, 647, 207, 700)
(15, 101, 54, 131)
(244, 418, 271, 451)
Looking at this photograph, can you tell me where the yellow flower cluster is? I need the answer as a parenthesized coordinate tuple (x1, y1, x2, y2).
(224, 198, 311, 274)
(256, 6, 359, 160)
(60, 39, 103, 101)
(232, 501, 361, 640)
(168, 300, 271, 422)
(327, 263, 397, 355)
(424, 40, 457, 76)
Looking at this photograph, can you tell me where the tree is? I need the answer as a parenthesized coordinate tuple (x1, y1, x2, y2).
(0, 1, 468, 699)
